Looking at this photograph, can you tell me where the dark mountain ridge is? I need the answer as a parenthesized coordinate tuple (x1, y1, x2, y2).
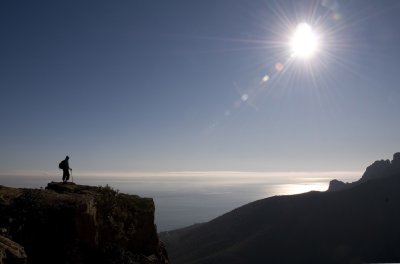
(162, 153, 400, 264)
(328, 152, 400, 191)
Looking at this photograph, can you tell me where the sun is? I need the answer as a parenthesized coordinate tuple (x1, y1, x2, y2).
(290, 23, 319, 59)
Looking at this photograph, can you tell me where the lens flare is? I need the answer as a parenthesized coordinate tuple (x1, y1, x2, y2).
(275, 62, 284, 71)
(261, 75, 270, 83)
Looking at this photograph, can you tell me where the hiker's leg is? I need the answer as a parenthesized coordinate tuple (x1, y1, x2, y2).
(63, 170, 67, 182)
(66, 170, 70, 182)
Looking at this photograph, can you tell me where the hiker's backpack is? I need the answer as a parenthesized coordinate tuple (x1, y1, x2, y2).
(58, 160, 65, 170)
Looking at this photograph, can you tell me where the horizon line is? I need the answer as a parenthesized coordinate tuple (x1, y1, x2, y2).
(0, 169, 362, 180)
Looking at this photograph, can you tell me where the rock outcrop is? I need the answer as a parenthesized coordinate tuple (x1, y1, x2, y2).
(0, 235, 27, 264)
(328, 152, 400, 191)
(0, 182, 169, 264)
(392, 152, 400, 165)
(327, 179, 347, 192)
(361, 159, 391, 182)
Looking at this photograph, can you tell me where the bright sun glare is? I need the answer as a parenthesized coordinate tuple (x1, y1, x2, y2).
(290, 22, 319, 58)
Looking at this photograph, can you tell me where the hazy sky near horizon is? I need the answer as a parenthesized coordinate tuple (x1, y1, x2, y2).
(1, 0, 400, 176)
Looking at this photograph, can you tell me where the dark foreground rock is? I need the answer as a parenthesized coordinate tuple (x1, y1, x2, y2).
(0, 182, 169, 264)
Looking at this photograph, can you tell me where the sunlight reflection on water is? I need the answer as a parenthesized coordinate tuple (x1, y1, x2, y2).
(269, 182, 328, 196)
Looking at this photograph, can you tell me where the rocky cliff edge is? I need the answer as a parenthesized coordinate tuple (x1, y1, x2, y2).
(0, 182, 169, 264)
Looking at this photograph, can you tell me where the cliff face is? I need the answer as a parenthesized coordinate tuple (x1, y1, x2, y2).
(0, 182, 169, 264)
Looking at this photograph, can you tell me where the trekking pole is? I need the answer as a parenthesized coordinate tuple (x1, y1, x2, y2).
(71, 169, 74, 183)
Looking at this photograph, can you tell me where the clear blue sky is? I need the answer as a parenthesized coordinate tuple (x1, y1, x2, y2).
(1, 0, 399, 176)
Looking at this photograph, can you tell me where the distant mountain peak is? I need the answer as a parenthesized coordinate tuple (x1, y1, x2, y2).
(328, 152, 400, 192)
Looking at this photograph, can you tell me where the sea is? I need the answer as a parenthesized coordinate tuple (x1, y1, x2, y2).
(0, 171, 360, 232)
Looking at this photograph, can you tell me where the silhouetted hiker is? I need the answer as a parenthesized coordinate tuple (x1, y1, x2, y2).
(59, 156, 72, 183)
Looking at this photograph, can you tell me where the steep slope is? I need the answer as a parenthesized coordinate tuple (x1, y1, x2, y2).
(0, 182, 169, 264)
(162, 165, 400, 263)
